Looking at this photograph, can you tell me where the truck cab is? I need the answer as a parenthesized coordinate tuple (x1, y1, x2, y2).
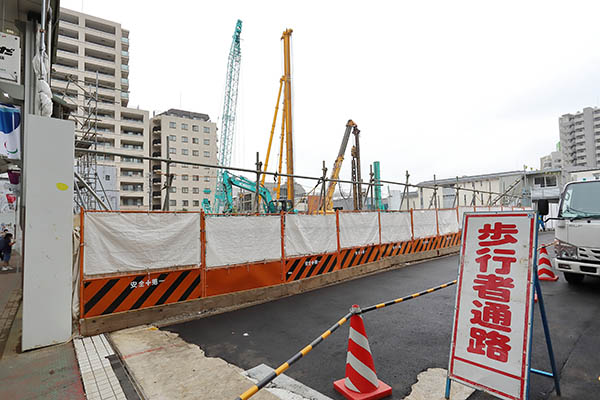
(554, 179, 600, 284)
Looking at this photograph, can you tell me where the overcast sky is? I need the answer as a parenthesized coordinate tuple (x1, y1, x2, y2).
(64, 0, 600, 191)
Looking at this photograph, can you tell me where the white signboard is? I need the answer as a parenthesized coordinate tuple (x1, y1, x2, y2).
(448, 211, 536, 400)
(0, 33, 21, 83)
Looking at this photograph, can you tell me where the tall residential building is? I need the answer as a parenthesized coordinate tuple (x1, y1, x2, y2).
(540, 150, 562, 170)
(51, 8, 150, 210)
(150, 109, 218, 211)
(559, 107, 600, 168)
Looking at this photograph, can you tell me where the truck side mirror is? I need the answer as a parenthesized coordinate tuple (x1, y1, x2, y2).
(537, 199, 549, 216)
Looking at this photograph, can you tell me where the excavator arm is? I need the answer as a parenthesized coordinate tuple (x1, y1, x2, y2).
(322, 120, 356, 211)
(222, 171, 280, 213)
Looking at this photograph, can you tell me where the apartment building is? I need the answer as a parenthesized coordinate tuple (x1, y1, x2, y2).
(150, 109, 218, 211)
(540, 151, 562, 170)
(51, 8, 150, 210)
(559, 107, 600, 168)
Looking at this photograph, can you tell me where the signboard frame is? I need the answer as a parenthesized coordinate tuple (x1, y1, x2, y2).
(447, 211, 536, 400)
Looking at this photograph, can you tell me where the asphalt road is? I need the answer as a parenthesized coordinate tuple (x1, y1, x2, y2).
(166, 232, 600, 399)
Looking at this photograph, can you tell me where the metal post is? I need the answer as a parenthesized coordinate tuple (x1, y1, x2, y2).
(255, 152, 262, 214)
(320, 161, 328, 214)
(369, 165, 374, 211)
(163, 158, 171, 211)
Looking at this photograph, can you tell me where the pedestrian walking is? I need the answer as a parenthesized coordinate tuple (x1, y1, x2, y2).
(1, 233, 15, 271)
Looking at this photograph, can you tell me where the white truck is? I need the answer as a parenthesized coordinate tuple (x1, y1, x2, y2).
(552, 179, 600, 284)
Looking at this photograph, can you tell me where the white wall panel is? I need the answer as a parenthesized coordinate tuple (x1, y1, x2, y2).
(380, 212, 412, 243)
(206, 215, 281, 268)
(285, 214, 337, 257)
(339, 212, 379, 249)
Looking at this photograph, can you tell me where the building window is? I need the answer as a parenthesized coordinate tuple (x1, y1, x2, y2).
(169, 122, 176, 129)
(105, 175, 110, 180)
(182, 200, 189, 207)
(122, 198, 143, 206)
(182, 187, 189, 194)
(169, 187, 176, 193)
(204, 176, 210, 182)
(192, 175, 199, 181)
(182, 136, 189, 143)
(204, 151, 210, 157)
(193, 165, 199, 169)
(192, 125, 199, 132)
(181, 148, 189, 155)
(182, 123, 188, 130)
(182, 174, 189, 181)
(192, 150, 199, 156)
(192, 137, 199, 144)
(203, 127, 210, 133)
(181, 164, 188, 168)
(169, 147, 176, 154)
(203, 139, 210, 145)
(193, 200, 200, 207)
(170, 200, 176, 206)
(193, 187, 200, 194)
(169, 135, 176, 141)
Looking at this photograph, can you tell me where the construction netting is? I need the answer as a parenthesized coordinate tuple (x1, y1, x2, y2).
(81, 207, 528, 277)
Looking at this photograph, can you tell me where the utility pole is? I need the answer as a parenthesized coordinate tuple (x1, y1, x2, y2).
(163, 158, 172, 211)
(320, 161, 327, 215)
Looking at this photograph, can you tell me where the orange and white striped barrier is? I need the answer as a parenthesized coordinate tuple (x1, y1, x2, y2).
(333, 305, 392, 400)
(538, 246, 559, 282)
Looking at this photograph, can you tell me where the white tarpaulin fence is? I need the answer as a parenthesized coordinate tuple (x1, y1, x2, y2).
(84, 213, 200, 276)
(380, 212, 412, 243)
(285, 214, 337, 257)
(206, 215, 281, 268)
(339, 212, 379, 249)
(83, 208, 529, 277)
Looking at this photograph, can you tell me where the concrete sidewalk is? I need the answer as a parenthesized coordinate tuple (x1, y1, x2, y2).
(0, 265, 86, 400)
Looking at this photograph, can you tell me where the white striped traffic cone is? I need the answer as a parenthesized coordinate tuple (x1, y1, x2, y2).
(538, 247, 558, 281)
(333, 305, 392, 400)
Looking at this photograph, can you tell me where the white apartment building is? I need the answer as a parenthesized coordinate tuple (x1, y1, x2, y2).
(51, 8, 150, 210)
(150, 109, 218, 211)
(540, 151, 562, 170)
(559, 107, 600, 168)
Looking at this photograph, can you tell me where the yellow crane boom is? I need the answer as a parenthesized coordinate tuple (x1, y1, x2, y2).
(322, 120, 357, 211)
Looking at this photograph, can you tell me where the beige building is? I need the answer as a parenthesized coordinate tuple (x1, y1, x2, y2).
(51, 8, 150, 210)
(150, 109, 218, 211)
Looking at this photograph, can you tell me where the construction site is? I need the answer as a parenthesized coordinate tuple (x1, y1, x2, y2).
(1, 1, 600, 400)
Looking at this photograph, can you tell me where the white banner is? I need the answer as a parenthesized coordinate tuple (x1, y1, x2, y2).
(339, 212, 379, 249)
(412, 210, 437, 238)
(380, 211, 412, 243)
(448, 211, 536, 400)
(84, 213, 200, 276)
(438, 209, 459, 235)
(285, 214, 337, 257)
(206, 215, 281, 268)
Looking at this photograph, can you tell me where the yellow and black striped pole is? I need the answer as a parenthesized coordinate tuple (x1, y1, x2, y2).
(360, 279, 457, 314)
(234, 279, 457, 400)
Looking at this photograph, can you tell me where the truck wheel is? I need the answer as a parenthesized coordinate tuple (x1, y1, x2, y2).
(563, 272, 584, 284)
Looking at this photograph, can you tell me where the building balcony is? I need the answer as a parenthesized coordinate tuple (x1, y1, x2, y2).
(152, 165, 162, 171)
(152, 139, 162, 146)
(152, 191, 162, 197)
(121, 50, 129, 60)
(152, 151, 161, 157)
(152, 177, 161, 184)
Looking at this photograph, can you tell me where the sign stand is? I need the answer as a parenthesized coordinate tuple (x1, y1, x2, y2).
(445, 215, 561, 399)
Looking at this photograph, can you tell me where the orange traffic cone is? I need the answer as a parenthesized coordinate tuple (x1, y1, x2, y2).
(333, 305, 392, 400)
(538, 247, 558, 281)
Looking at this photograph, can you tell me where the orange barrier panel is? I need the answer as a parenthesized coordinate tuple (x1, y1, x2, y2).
(205, 260, 283, 297)
(82, 267, 201, 318)
(285, 252, 339, 282)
